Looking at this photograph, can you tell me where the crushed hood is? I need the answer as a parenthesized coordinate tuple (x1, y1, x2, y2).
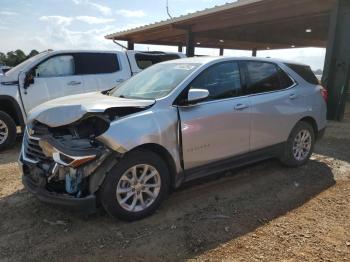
(28, 92, 155, 127)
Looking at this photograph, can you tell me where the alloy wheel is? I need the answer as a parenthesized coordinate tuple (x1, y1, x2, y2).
(292, 129, 312, 161)
(0, 120, 9, 145)
(116, 164, 161, 212)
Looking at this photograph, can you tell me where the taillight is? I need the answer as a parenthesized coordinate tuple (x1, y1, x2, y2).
(320, 86, 328, 102)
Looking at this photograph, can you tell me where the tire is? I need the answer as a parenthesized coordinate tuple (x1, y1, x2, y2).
(0, 111, 17, 151)
(99, 149, 170, 221)
(280, 121, 315, 167)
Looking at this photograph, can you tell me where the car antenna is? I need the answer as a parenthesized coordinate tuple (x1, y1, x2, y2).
(113, 40, 128, 50)
(166, 0, 173, 19)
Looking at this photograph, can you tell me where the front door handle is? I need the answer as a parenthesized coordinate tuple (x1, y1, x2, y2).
(67, 81, 81, 86)
(116, 79, 124, 83)
(289, 93, 298, 100)
(234, 103, 249, 111)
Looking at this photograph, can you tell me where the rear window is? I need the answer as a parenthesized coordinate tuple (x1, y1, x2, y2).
(74, 53, 119, 75)
(135, 53, 180, 69)
(286, 63, 319, 85)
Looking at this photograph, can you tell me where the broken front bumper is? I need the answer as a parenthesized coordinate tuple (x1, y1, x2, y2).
(19, 156, 97, 214)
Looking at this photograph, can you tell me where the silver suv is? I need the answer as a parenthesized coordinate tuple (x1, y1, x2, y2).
(19, 57, 327, 221)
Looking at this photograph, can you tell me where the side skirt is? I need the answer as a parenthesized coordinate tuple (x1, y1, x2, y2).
(184, 143, 285, 182)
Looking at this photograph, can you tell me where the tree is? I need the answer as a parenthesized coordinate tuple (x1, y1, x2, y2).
(0, 52, 6, 65)
(1, 49, 41, 67)
(5, 51, 17, 67)
(28, 49, 39, 58)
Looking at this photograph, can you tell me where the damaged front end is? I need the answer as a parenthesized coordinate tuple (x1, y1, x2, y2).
(20, 114, 120, 214)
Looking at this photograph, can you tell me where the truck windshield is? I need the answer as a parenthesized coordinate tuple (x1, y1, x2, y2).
(5, 52, 49, 75)
(111, 62, 199, 99)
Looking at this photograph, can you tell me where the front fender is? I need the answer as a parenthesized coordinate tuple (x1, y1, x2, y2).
(97, 107, 181, 172)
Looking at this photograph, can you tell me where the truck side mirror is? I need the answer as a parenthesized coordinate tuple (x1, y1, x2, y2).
(24, 73, 34, 89)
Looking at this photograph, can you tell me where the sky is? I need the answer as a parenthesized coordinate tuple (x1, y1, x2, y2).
(0, 0, 326, 70)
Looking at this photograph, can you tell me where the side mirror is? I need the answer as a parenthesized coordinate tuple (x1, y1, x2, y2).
(187, 89, 209, 104)
(24, 73, 34, 89)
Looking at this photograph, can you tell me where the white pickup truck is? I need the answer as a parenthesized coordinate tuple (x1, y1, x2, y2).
(0, 50, 185, 150)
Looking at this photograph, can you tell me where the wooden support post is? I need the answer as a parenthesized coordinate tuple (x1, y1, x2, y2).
(127, 41, 134, 50)
(178, 45, 183, 53)
(186, 30, 195, 57)
(322, 0, 350, 120)
(219, 48, 224, 56)
(252, 48, 257, 57)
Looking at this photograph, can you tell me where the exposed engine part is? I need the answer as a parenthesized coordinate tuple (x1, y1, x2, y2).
(45, 115, 110, 140)
(88, 154, 119, 194)
(65, 168, 83, 196)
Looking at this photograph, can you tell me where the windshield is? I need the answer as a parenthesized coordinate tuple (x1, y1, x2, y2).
(111, 62, 200, 99)
(6, 52, 50, 75)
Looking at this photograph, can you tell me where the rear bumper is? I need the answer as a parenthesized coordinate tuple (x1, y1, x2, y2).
(19, 157, 97, 214)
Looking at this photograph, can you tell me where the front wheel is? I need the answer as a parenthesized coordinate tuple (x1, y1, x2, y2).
(0, 111, 17, 151)
(99, 150, 170, 221)
(280, 121, 315, 167)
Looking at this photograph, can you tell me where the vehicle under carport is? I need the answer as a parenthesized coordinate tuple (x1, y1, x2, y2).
(105, 0, 350, 121)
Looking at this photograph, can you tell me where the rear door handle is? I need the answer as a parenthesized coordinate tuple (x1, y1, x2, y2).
(116, 79, 124, 83)
(289, 93, 298, 100)
(67, 81, 81, 86)
(234, 103, 249, 111)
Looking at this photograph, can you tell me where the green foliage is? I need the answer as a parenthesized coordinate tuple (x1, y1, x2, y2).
(28, 50, 39, 58)
(0, 52, 6, 65)
(0, 49, 40, 67)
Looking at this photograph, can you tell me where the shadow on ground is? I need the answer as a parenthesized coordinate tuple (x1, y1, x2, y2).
(0, 157, 335, 261)
(0, 139, 21, 165)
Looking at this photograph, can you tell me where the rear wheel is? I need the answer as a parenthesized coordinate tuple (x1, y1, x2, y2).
(280, 121, 315, 167)
(0, 111, 16, 151)
(99, 149, 170, 221)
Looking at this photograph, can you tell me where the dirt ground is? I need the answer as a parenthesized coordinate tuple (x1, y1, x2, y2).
(1, 110, 350, 262)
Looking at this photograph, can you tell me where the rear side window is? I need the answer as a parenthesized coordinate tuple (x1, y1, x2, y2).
(245, 62, 280, 94)
(135, 53, 180, 69)
(190, 62, 242, 101)
(278, 67, 295, 89)
(74, 53, 119, 75)
(244, 61, 294, 94)
(286, 63, 319, 85)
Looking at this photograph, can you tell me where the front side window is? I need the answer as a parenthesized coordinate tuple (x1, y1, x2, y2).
(35, 55, 74, 77)
(75, 53, 119, 75)
(111, 63, 199, 99)
(189, 62, 242, 101)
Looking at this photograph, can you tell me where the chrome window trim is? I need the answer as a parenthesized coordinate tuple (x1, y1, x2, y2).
(22, 127, 41, 164)
(21, 145, 39, 164)
(176, 60, 298, 108)
(177, 79, 298, 108)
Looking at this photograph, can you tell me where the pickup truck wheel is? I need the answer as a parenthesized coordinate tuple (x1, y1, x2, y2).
(280, 121, 315, 167)
(99, 149, 170, 221)
(0, 111, 16, 151)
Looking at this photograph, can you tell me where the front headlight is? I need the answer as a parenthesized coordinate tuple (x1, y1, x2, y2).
(39, 139, 96, 168)
(52, 152, 96, 168)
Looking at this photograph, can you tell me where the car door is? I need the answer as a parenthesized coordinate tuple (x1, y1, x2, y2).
(20, 54, 84, 112)
(178, 61, 251, 170)
(242, 61, 306, 151)
(74, 52, 130, 92)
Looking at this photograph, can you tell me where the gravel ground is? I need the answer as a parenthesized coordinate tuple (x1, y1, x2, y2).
(0, 113, 349, 262)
